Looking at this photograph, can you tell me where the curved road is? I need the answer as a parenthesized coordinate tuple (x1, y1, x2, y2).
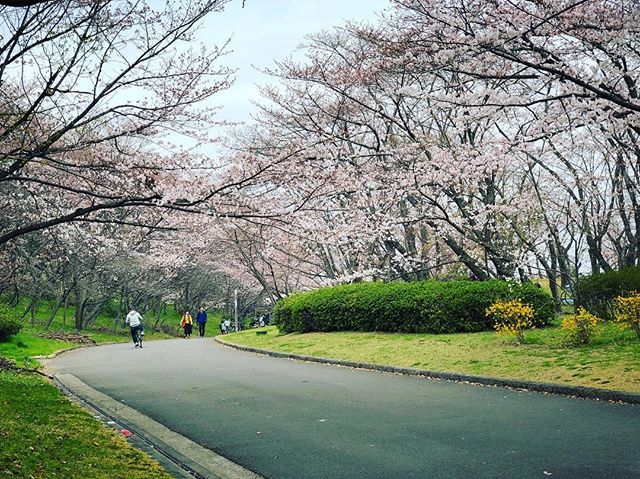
(49, 338, 640, 479)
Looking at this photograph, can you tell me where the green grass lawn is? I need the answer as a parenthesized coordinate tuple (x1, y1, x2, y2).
(0, 372, 173, 479)
(223, 322, 640, 393)
(0, 300, 181, 479)
(0, 331, 69, 368)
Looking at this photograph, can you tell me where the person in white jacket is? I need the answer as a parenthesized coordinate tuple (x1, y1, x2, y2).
(125, 307, 144, 348)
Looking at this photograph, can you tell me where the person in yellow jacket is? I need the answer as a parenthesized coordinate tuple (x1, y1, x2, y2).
(181, 310, 193, 338)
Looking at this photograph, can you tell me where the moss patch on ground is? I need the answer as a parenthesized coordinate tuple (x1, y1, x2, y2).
(224, 322, 640, 393)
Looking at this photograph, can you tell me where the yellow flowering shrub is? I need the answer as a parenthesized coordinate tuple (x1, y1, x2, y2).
(614, 292, 640, 339)
(486, 299, 534, 344)
(561, 307, 599, 346)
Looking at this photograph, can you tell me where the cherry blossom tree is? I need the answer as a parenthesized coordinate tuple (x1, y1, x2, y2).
(377, 0, 640, 274)
(223, 25, 532, 285)
(5, 0, 640, 315)
(213, 0, 640, 306)
(0, 0, 236, 246)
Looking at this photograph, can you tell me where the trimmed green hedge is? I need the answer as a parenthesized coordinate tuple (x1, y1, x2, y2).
(274, 280, 554, 334)
(0, 303, 22, 341)
(575, 266, 640, 320)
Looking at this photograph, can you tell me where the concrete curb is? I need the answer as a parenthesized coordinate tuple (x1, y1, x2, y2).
(33, 345, 84, 360)
(54, 373, 263, 479)
(215, 336, 640, 405)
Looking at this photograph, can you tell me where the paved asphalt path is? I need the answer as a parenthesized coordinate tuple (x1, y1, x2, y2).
(50, 338, 640, 479)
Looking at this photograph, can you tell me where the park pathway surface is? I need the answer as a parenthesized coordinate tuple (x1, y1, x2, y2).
(49, 338, 640, 479)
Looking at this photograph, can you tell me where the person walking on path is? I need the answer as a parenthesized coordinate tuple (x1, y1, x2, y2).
(195, 307, 207, 338)
(181, 310, 193, 338)
(125, 307, 144, 348)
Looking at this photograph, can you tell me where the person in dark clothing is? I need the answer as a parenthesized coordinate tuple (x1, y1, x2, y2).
(196, 306, 207, 338)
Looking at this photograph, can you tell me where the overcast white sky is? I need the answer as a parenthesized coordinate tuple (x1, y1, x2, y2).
(200, 0, 389, 126)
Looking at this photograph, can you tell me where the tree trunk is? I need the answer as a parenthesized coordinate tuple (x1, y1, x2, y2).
(44, 293, 64, 329)
(21, 296, 39, 322)
(75, 297, 88, 331)
(61, 296, 69, 331)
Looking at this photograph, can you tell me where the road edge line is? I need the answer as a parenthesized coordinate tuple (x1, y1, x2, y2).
(215, 336, 640, 405)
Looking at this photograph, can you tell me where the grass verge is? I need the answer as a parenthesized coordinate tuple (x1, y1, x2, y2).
(0, 372, 173, 479)
(0, 332, 69, 368)
(0, 321, 176, 478)
(223, 322, 640, 393)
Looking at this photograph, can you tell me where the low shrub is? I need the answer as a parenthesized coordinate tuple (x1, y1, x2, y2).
(486, 299, 534, 344)
(575, 266, 640, 320)
(0, 304, 22, 341)
(562, 307, 599, 346)
(614, 292, 640, 339)
(274, 280, 554, 334)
